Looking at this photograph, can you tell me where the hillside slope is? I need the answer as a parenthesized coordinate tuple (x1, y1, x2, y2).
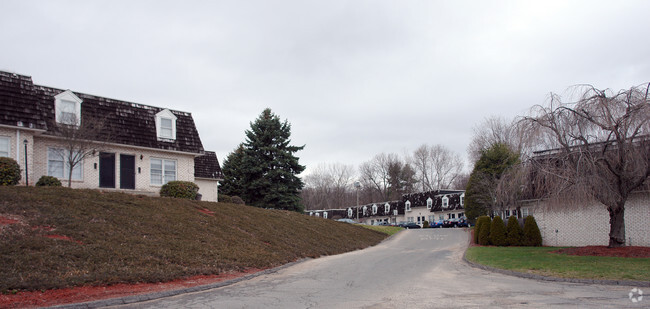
(0, 187, 387, 292)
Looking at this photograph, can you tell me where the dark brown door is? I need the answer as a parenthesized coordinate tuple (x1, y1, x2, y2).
(120, 154, 136, 190)
(99, 152, 115, 188)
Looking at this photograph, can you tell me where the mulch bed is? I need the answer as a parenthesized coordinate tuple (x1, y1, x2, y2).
(552, 246, 650, 258)
(0, 269, 264, 309)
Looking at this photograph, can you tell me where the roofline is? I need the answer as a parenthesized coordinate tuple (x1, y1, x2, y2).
(0, 124, 47, 133)
(195, 177, 224, 181)
(38, 135, 203, 156)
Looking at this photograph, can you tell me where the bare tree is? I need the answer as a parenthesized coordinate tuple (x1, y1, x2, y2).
(302, 163, 356, 210)
(359, 153, 413, 202)
(521, 84, 650, 247)
(50, 115, 111, 187)
(411, 144, 463, 191)
(468, 116, 528, 165)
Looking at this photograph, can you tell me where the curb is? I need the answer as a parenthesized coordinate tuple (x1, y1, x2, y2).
(47, 259, 310, 309)
(462, 248, 650, 288)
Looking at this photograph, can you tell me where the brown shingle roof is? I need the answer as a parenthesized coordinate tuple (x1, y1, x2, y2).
(194, 151, 223, 179)
(0, 70, 204, 154)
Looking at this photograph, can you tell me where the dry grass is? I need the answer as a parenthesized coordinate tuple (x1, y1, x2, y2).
(0, 186, 387, 292)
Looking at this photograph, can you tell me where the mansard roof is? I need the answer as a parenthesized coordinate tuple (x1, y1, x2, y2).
(0, 70, 204, 154)
(194, 151, 224, 179)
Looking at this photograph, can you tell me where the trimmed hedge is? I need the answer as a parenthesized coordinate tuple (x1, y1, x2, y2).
(474, 216, 490, 244)
(523, 215, 543, 246)
(478, 216, 491, 246)
(159, 181, 200, 200)
(231, 196, 245, 205)
(489, 216, 507, 246)
(423, 220, 430, 228)
(36, 176, 62, 187)
(0, 157, 21, 186)
(506, 215, 523, 246)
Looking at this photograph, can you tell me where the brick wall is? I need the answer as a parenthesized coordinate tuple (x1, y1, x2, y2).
(195, 178, 219, 202)
(0, 127, 36, 185)
(528, 193, 650, 247)
(32, 136, 196, 195)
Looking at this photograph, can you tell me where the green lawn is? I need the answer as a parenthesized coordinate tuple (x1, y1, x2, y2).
(465, 246, 650, 282)
(360, 225, 403, 236)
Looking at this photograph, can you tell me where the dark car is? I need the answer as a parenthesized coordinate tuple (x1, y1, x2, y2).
(402, 222, 421, 229)
(456, 218, 469, 227)
(442, 218, 459, 228)
(430, 220, 444, 228)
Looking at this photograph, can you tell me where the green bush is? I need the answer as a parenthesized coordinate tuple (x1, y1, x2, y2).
(478, 216, 491, 246)
(231, 196, 245, 205)
(506, 216, 523, 246)
(35, 175, 62, 187)
(219, 194, 233, 203)
(159, 181, 200, 200)
(0, 157, 21, 186)
(489, 216, 507, 246)
(423, 220, 430, 228)
(523, 215, 543, 246)
(474, 216, 490, 244)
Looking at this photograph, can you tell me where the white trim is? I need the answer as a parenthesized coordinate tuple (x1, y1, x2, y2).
(155, 109, 177, 141)
(0, 136, 9, 158)
(0, 124, 46, 132)
(384, 202, 390, 213)
(426, 197, 433, 209)
(150, 157, 177, 185)
(442, 196, 449, 208)
(38, 134, 202, 156)
(47, 147, 83, 181)
(54, 90, 83, 126)
(405, 200, 411, 211)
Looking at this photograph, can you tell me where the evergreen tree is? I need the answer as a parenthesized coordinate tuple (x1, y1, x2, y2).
(464, 143, 519, 223)
(220, 144, 246, 197)
(506, 216, 523, 246)
(489, 216, 507, 246)
(221, 109, 305, 212)
(523, 216, 543, 246)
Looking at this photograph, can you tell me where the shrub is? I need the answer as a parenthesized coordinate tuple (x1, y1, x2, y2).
(474, 216, 490, 244)
(506, 216, 523, 246)
(422, 220, 430, 228)
(478, 216, 491, 246)
(35, 175, 62, 187)
(219, 194, 233, 203)
(159, 181, 200, 200)
(489, 216, 507, 246)
(0, 157, 21, 186)
(523, 215, 543, 246)
(230, 196, 245, 205)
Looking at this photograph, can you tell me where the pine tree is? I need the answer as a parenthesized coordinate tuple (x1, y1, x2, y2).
(489, 216, 507, 246)
(506, 215, 523, 246)
(222, 109, 305, 212)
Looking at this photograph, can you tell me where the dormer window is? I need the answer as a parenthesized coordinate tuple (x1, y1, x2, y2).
(362, 205, 367, 216)
(393, 209, 398, 216)
(442, 196, 449, 208)
(54, 90, 82, 126)
(347, 208, 353, 218)
(372, 204, 378, 215)
(460, 193, 465, 206)
(323, 212, 328, 219)
(426, 197, 433, 209)
(156, 109, 177, 141)
(405, 200, 411, 211)
(384, 203, 390, 213)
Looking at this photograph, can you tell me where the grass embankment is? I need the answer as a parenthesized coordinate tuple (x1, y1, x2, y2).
(465, 246, 650, 282)
(360, 225, 402, 236)
(0, 186, 388, 293)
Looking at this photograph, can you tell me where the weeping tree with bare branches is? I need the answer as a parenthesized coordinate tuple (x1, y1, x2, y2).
(521, 84, 650, 247)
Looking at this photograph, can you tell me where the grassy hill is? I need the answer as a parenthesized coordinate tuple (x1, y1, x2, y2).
(0, 186, 388, 293)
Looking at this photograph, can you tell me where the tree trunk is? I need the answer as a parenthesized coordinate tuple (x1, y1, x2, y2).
(607, 203, 626, 248)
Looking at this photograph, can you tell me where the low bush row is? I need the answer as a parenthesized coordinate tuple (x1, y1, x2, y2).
(475, 215, 542, 246)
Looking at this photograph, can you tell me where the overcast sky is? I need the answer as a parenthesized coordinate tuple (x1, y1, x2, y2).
(2, 0, 649, 175)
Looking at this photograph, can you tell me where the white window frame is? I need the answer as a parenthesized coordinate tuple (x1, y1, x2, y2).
(393, 209, 398, 216)
(426, 197, 433, 209)
(0, 136, 9, 157)
(442, 196, 449, 208)
(384, 203, 390, 213)
(460, 193, 465, 206)
(323, 212, 328, 219)
(405, 200, 411, 212)
(522, 208, 529, 217)
(362, 205, 368, 216)
(150, 158, 177, 185)
(315, 213, 320, 217)
(347, 208, 353, 218)
(47, 147, 83, 181)
(155, 109, 177, 141)
(372, 204, 378, 215)
(54, 90, 82, 126)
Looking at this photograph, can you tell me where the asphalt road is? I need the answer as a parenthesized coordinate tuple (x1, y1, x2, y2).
(109, 229, 641, 308)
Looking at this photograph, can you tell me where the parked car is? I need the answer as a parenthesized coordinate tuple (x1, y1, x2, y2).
(442, 218, 459, 228)
(402, 222, 421, 229)
(336, 218, 357, 224)
(456, 218, 469, 227)
(430, 219, 444, 228)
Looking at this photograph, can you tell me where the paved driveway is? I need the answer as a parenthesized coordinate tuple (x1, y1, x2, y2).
(110, 229, 640, 308)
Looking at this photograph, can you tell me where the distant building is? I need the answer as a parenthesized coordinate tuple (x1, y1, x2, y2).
(309, 189, 465, 226)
